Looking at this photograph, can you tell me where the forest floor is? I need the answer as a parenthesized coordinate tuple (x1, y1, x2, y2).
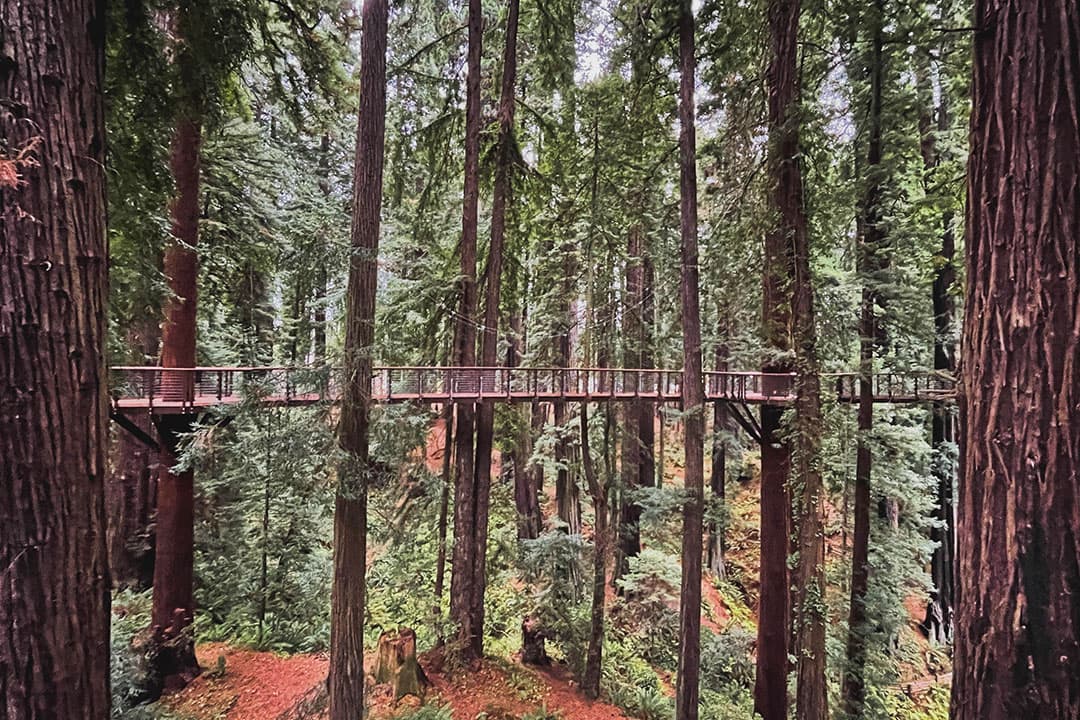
(163, 643, 633, 720)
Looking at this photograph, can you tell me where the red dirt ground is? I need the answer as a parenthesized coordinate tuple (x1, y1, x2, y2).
(164, 643, 329, 720)
(165, 643, 633, 720)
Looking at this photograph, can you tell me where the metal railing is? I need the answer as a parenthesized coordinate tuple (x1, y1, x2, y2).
(109, 365, 955, 411)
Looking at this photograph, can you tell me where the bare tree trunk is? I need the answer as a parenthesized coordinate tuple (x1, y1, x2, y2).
(449, 0, 483, 661)
(434, 403, 454, 620)
(754, 2, 799, 717)
(329, 0, 388, 715)
(675, 2, 705, 717)
(580, 403, 607, 700)
(471, 0, 519, 653)
(707, 323, 731, 578)
(844, 3, 883, 712)
(0, 0, 110, 713)
(953, 2, 1080, 717)
(780, 2, 826, 716)
(151, 111, 202, 688)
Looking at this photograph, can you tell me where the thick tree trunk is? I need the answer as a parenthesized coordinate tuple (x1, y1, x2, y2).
(844, 4, 883, 713)
(580, 403, 607, 700)
(782, 4, 826, 718)
(554, 400, 581, 535)
(449, 0, 484, 661)
(674, 3, 705, 717)
(0, 1, 110, 714)
(952, 2, 1080, 718)
(150, 112, 202, 688)
(754, 2, 800, 717)
(471, 0, 519, 655)
(329, 0, 388, 715)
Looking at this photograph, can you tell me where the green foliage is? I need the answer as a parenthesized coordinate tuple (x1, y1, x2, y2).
(611, 549, 681, 670)
(521, 705, 563, 720)
(111, 590, 155, 716)
(392, 703, 454, 720)
(179, 403, 336, 652)
(519, 530, 589, 672)
(698, 687, 758, 720)
(700, 627, 756, 691)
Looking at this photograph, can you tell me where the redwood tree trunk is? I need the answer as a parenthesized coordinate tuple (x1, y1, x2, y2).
(150, 112, 202, 686)
(449, 0, 484, 661)
(0, 1, 110, 714)
(580, 403, 607, 700)
(754, 2, 798, 717)
(952, 2, 1080, 718)
(844, 4, 884, 712)
(707, 321, 731, 578)
(329, 0, 388, 715)
(783, 1, 826, 714)
(471, 0, 519, 654)
(674, 2, 705, 717)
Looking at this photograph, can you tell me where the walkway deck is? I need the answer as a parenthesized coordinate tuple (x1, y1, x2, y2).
(110, 366, 955, 415)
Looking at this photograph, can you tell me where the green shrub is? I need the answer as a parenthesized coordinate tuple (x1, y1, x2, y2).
(392, 703, 453, 720)
(700, 627, 756, 690)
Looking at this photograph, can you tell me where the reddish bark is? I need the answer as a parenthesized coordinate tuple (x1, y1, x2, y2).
(471, 0, 520, 655)
(0, 0, 110, 713)
(449, 0, 484, 661)
(329, 0, 388, 715)
(150, 112, 202, 686)
(844, 3, 884, 712)
(782, 4, 826, 717)
(674, 1, 705, 716)
(707, 326, 731, 578)
(952, 2, 1080, 718)
(580, 403, 608, 700)
(754, 2, 799, 717)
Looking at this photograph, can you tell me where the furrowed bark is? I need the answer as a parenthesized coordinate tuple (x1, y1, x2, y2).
(779, 0, 826, 713)
(580, 403, 607, 700)
(329, 0, 388, 715)
(754, 1, 799, 716)
(471, 0, 519, 654)
(0, 0, 110, 713)
(952, 2, 1080, 717)
(150, 111, 202, 688)
(674, 1, 705, 716)
(449, 0, 483, 661)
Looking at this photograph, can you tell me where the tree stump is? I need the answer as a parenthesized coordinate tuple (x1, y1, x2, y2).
(372, 628, 429, 700)
(521, 616, 550, 665)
